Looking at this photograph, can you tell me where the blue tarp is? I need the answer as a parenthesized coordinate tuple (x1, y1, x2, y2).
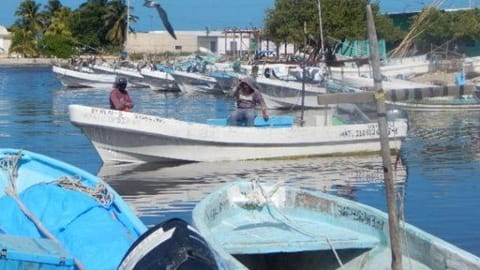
(0, 183, 136, 270)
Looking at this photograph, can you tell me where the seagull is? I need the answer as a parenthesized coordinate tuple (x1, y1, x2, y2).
(143, 0, 177, 39)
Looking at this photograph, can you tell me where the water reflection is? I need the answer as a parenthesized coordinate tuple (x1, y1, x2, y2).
(100, 155, 406, 226)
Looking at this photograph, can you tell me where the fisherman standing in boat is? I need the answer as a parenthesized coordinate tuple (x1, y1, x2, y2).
(109, 76, 134, 111)
(229, 77, 268, 126)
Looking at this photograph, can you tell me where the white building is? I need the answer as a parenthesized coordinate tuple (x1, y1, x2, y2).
(0, 26, 11, 55)
(125, 30, 295, 57)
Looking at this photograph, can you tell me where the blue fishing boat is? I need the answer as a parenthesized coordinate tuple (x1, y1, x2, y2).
(0, 148, 147, 269)
(192, 180, 480, 270)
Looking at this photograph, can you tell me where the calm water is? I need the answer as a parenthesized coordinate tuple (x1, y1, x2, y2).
(1, 66, 479, 257)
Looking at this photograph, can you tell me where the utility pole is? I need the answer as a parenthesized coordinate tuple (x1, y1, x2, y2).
(366, 4, 403, 270)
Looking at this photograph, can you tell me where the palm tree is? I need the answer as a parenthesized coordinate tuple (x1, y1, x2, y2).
(11, 0, 44, 56)
(103, 0, 137, 46)
(9, 28, 37, 57)
(14, 0, 44, 33)
(41, 0, 63, 29)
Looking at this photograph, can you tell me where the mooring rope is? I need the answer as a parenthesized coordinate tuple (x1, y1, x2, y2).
(249, 178, 345, 269)
(56, 176, 114, 207)
(1, 151, 85, 270)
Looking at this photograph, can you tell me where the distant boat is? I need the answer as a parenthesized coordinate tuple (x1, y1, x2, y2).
(170, 69, 219, 94)
(140, 67, 179, 91)
(254, 75, 327, 109)
(192, 180, 480, 270)
(52, 65, 117, 88)
(92, 61, 151, 88)
(0, 148, 147, 269)
(386, 95, 480, 111)
(68, 104, 407, 164)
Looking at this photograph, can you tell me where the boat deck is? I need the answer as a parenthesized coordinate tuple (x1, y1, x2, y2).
(211, 208, 381, 254)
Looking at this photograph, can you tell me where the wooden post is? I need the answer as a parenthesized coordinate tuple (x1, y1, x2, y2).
(300, 21, 307, 126)
(366, 5, 403, 270)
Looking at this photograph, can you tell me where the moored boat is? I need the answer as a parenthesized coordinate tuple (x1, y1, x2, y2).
(0, 148, 147, 269)
(52, 65, 117, 88)
(192, 180, 480, 270)
(68, 104, 407, 164)
(386, 95, 480, 111)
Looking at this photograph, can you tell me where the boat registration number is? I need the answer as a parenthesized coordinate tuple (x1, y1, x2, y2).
(340, 124, 399, 138)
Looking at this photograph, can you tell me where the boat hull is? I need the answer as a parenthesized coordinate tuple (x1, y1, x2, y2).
(140, 68, 179, 91)
(386, 95, 480, 111)
(170, 70, 220, 94)
(255, 76, 327, 109)
(52, 65, 116, 88)
(69, 105, 407, 164)
(192, 180, 480, 270)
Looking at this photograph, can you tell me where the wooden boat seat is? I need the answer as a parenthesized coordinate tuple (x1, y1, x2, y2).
(213, 213, 381, 254)
(0, 234, 76, 268)
(207, 115, 294, 128)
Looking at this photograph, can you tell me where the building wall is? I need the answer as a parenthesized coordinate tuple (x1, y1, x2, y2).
(0, 26, 11, 55)
(125, 31, 198, 54)
(125, 30, 296, 57)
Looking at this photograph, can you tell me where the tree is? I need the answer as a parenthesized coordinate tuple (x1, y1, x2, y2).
(41, 0, 63, 29)
(9, 28, 37, 57)
(40, 7, 76, 58)
(264, 0, 404, 59)
(103, 0, 138, 46)
(10, 0, 44, 56)
(70, 0, 110, 53)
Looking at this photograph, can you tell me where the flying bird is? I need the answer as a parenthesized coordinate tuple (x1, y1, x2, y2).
(144, 0, 177, 39)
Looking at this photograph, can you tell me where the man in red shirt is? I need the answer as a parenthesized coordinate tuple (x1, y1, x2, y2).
(109, 77, 134, 111)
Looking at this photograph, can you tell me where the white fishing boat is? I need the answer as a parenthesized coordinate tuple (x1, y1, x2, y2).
(254, 76, 328, 109)
(92, 62, 150, 88)
(192, 180, 480, 270)
(386, 95, 480, 111)
(52, 65, 117, 88)
(140, 67, 179, 91)
(329, 54, 431, 78)
(68, 104, 407, 164)
(170, 70, 219, 94)
(329, 73, 436, 91)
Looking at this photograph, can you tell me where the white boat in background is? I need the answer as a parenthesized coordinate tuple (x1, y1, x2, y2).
(92, 62, 150, 88)
(329, 54, 431, 78)
(386, 95, 480, 111)
(170, 70, 219, 94)
(329, 73, 436, 91)
(254, 76, 327, 109)
(192, 180, 480, 270)
(140, 68, 179, 91)
(52, 65, 116, 88)
(68, 104, 407, 164)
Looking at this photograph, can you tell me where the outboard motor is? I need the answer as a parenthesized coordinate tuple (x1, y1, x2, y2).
(119, 218, 218, 270)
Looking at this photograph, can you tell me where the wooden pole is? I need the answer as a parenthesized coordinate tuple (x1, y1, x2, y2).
(317, 0, 325, 55)
(366, 5, 402, 270)
(300, 21, 307, 126)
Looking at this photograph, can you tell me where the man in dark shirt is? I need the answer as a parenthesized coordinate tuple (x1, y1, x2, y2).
(109, 77, 134, 111)
(229, 77, 268, 126)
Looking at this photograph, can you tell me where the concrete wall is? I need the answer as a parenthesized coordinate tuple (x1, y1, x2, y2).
(125, 31, 199, 54)
(125, 30, 295, 56)
(0, 26, 11, 55)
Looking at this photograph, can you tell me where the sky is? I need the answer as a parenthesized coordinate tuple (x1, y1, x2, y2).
(1, 0, 477, 32)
